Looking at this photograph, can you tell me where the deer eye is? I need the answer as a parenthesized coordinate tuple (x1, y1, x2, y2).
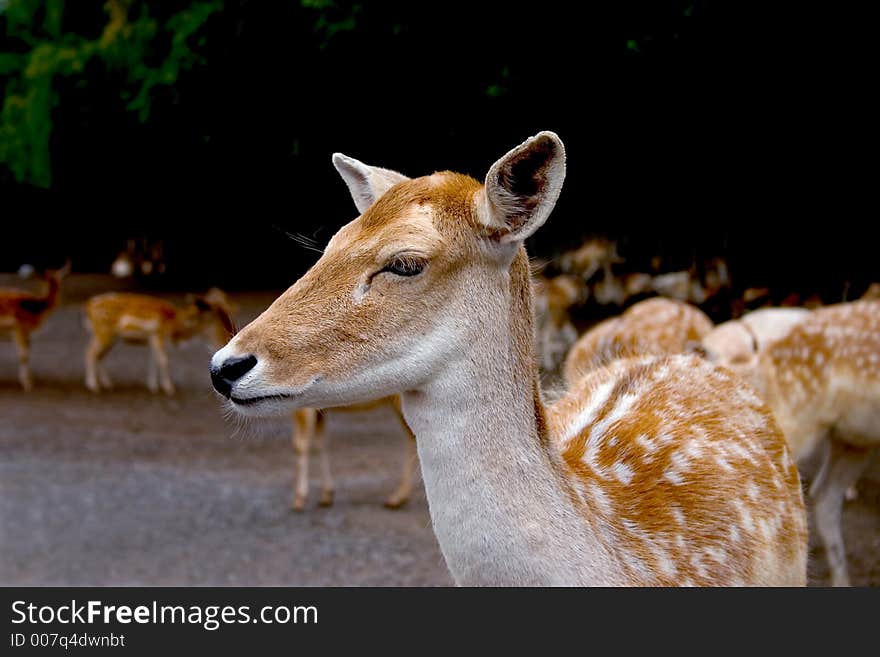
(380, 255, 426, 277)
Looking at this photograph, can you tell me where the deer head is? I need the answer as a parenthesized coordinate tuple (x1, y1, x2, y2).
(211, 132, 566, 413)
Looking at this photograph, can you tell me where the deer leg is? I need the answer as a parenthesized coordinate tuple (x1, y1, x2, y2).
(810, 439, 873, 587)
(291, 408, 316, 512)
(13, 327, 32, 391)
(384, 402, 419, 509)
(315, 413, 335, 507)
(85, 336, 101, 393)
(85, 335, 114, 393)
(810, 442, 859, 503)
(146, 350, 159, 393)
(148, 334, 175, 395)
(97, 363, 113, 389)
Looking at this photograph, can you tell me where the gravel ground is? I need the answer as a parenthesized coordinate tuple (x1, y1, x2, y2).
(0, 275, 877, 586)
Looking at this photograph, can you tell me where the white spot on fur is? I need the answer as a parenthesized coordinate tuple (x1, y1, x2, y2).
(733, 499, 755, 533)
(665, 470, 683, 485)
(728, 525, 741, 543)
(670, 505, 686, 526)
(612, 461, 634, 485)
(564, 379, 615, 443)
(635, 433, 657, 454)
(705, 546, 728, 565)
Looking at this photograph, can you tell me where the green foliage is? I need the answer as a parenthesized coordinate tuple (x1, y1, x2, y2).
(0, 0, 220, 187)
(301, 0, 361, 50)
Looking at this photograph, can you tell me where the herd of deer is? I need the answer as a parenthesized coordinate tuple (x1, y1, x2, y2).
(3, 132, 878, 587)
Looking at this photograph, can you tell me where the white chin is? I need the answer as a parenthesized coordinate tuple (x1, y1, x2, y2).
(225, 394, 301, 417)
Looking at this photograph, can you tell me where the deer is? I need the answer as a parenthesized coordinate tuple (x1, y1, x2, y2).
(0, 261, 70, 390)
(558, 238, 621, 282)
(84, 288, 235, 395)
(532, 273, 585, 375)
(700, 307, 811, 370)
(705, 300, 879, 586)
(563, 297, 714, 388)
(209, 132, 807, 586)
(291, 398, 418, 511)
(861, 282, 880, 300)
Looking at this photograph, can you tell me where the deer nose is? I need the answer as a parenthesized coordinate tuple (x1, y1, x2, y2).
(211, 354, 257, 398)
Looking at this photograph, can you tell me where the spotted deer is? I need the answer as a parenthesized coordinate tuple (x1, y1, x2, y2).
(0, 262, 70, 390)
(563, 297, 714, 388)
(291, 397, 418, 511)
(700, 308, 811, 370)
(726, 300, 879, 586)
(210, 132, 807, 586)
(85, 289, 235, 394)
(700, 306, 860, 505)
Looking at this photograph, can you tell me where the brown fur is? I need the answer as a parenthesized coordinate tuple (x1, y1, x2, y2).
(85, 291, 234, 395)
(563, 297, 714, 387)
(0, 265, 68, 390)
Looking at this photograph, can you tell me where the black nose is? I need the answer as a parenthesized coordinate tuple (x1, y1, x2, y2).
(211, 354, 257, 398)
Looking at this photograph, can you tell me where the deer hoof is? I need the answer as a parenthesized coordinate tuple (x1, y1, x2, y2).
(318, 490, 335, 507)
(384, 495, 409, 510)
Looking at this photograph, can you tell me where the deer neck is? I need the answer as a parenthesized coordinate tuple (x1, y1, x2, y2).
(401, 248, 623, 586)
(40, 276, 61, 308)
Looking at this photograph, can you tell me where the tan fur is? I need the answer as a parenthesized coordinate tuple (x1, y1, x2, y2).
(743, 300, 880, 585)
(85, 291, 234, 395)
(701, 307, 810, 371)
(549, 355, 805, 585)
(0, 263, 69, 390)
(563, 297, 714, 387)
(861, 282, 880, 300)
(215, 133, 807, 585)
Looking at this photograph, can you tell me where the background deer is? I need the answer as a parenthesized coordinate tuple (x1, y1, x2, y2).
(700, 307, 810, 369)
(290, 398, 418, 511)
(532, 272, 585, 376)
(0, 261, 70, 390)
(210, 132, 807, 586)
(85, 288, 235, 394)
(729, 300, 880, 586)
(563, 297, 713, 387)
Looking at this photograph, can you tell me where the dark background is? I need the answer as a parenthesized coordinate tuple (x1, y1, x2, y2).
(1, 2, 874, 298)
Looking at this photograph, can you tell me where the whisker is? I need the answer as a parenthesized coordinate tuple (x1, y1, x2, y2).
(272, 225, 325, 255)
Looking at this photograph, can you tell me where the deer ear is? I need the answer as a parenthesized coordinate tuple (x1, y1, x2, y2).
(332, 153, 410, 214)
(479, 131, 566, 244)
(193, 297, 212, 312)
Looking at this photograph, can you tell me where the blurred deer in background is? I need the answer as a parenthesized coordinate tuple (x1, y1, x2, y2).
(291, 397, 418, 511)
(730, 300, 880, 586)
(700, 306, 856, 504)
(84, 288, 235, 395)
(700, 307, 811, 370)
(563, 297, 713, 387)
(861, 282, 880, 300)
(558, 238, 620, 281)
(532, 273, 586, 375)
(0, 261, 70, 390)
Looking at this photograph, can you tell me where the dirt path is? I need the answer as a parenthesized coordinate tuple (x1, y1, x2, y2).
(0, 276, 876, 585)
